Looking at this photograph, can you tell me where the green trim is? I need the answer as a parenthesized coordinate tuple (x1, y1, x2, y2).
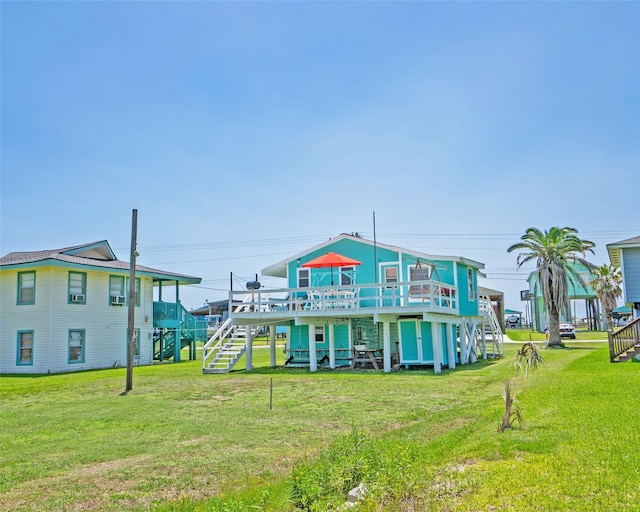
(17, 271, 36, 305)
(62, 241, 116, 259)
(109, 275, 125, 306)
(68, 329, 85, 364)
(67, 271, 87, 304)
(1, 259, 201, 284)
(16, 330, 34, 366)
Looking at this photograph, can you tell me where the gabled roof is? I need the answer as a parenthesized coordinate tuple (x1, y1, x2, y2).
(0, 240, 201, 285)
(261, 233, 485, 278)
(607, 235, 640, 267)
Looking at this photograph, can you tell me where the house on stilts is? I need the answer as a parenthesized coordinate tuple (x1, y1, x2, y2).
(203, 234, 503, 374)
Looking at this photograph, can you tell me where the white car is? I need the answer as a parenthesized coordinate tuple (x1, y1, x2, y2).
(559, 323, 576, 339)
(506, 315, 519, 328)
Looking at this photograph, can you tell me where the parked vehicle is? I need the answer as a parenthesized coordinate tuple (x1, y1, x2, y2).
(559, 323, 576, 339)
(506, 315, 519, 328)
(614, 316, 630, 327)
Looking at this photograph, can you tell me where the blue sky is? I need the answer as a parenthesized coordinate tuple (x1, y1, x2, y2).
(2, 1, 639, 314)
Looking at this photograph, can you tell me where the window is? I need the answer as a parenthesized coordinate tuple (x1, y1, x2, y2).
(384, 267, 398, 284)
(126, 277, 140, 306)
(17, 331, 34, 365)
(17, 271, 35, 305)
(340, 266, 354, 286)
(315, 326, 324, 343)
(68, 272, 86, 304)
(467, 268, 476, 301)
(109, 276, 125, 305)
(297, 268, 310, 288)
(409, 264, 431, 282)
(68, 330, 85, 363)
(408, 262, 431, 296)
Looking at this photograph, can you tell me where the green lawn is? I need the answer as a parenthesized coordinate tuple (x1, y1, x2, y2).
(506, 328, 609, 342)
(1, 343, 639, 511)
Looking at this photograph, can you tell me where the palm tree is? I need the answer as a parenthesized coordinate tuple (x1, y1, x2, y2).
(507, 227, 595, 347)
(589, 264, 623, 331)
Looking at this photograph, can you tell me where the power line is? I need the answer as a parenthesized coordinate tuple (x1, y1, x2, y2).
(115, 229, 638, 255)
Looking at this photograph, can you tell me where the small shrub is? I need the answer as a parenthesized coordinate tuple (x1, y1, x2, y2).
(499, 342, 543, 432)
(290, 426, 422, 510)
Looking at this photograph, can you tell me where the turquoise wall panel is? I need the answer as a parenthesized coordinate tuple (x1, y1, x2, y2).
(457, 264, 479, 316)
(334, 324, 350, 349)
(440, 323, 449, 365)
(289, 324, 308, 350)
(420, 322, 433, 361)
(287, 238, 399, 288)
(399, 321, 419, 361)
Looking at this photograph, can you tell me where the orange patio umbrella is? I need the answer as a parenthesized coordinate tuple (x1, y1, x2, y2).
(302, 252, 362, 285)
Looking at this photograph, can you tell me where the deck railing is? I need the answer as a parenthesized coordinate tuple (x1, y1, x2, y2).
(608, 317, 640, 362)
(229, 279, 458, 318)
(153, 301, 208, 341)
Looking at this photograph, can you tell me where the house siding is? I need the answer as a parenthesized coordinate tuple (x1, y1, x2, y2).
(288, 238, 398, 289)
(254, 234, 489, 372)
(457, 264, 479, 317)
(622, 247, 640, 303)
(1, 266, 155, 374)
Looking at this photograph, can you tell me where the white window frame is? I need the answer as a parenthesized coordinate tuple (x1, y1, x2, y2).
(340, 266, 355, 286)
(467, 267, 476, 301)
(409, 264, 431, 282)
(297, 268, 310, 288)
(384, 267, 398, 285)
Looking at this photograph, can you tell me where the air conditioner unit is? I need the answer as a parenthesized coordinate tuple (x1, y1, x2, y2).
(70, 294, 85, 303)
(111, 295, 126, 305)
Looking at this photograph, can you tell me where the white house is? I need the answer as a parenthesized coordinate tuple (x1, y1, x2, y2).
(0, 241, 203, 374)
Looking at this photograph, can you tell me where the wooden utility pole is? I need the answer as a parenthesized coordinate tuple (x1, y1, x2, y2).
(125, 209, 138, 392)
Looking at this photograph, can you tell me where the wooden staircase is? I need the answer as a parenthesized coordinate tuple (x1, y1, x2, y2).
(609, 317, 640, 362)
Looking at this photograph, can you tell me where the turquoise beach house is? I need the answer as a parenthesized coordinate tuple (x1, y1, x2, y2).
(203, 234, 502, 374)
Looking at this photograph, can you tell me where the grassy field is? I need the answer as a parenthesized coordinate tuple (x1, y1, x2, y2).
(506, 328, 609, 342)
(2, 343, 639, 511)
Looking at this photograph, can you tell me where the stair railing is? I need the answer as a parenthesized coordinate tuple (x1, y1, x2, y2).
(608, 317, 640, 362)
(478, 295, 504, 357)
(201, 295, 255, 371)
(202, 318, 235, 370)
(178, 302, 208, 341)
